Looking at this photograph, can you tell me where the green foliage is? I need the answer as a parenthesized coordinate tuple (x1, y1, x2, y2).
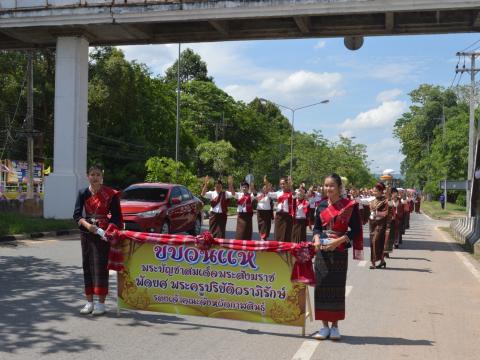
(164, 48, 212, 84)
(1, 47, 375, 193)
(145, 156, 197, 190)
(196, 140, 236, 176)
(394, 84, 469, 202)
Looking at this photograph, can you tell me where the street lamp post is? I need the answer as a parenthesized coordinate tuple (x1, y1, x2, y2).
(259, 98, 329, 180)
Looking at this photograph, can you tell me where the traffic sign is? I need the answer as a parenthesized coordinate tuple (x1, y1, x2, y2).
(439, 180, 470, 190)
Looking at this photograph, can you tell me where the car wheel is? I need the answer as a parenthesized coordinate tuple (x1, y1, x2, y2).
(188, 216, 202, 236)
(161, 221, 170, 234)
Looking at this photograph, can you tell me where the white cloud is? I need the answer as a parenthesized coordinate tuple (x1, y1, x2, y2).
(314, 41, 326, 49)
(118, 42, 344, 106)
(376, 89, 402, 103)
(340, 100, 407, 130)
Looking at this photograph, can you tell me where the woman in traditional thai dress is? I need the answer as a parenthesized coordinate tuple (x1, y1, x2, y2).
(312, 174, 363, 341)
(385, 187, 400, 257)
(201, 176, 234, 238)
(368, 183, 389, 269)
(414, 191, 422, 213)
(73, 164, 123, 316)
(255, 177, 274, 241)
(292, 188, 309, 243)
(268, 176, 294, 242)
(233, 181, 254, 240)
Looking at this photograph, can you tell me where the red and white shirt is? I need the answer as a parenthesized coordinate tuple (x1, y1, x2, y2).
(235, 192, 253, 213)
(205, 191, 232, 213)
(255, 192, 272, 211)
(269, 190, 293, 214)
(295, 199, 309, 219)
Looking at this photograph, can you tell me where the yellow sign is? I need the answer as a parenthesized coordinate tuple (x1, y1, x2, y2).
(117, 241, 306, 327)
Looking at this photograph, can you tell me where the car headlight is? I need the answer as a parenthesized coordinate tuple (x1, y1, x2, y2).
(136, 209, 163, 218)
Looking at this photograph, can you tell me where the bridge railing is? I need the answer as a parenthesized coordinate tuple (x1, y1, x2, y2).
(1, 0, 213, 10)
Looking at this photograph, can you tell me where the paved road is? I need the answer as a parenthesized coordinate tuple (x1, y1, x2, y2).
(1, 213, 479, 360)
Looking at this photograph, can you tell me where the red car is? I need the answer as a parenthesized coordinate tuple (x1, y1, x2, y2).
(120, 183, 203, 235)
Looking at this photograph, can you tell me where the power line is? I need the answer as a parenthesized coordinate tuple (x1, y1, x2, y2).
(460, 39, 480, 52)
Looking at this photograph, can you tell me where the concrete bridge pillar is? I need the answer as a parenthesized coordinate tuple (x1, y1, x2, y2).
(44, 36, 89, 219)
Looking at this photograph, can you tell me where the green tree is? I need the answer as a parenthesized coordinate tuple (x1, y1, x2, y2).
(196, 140, 236, 176)
(164, 48, 212, 84)
(394, 84, 470, 202)
(145, 156, 197, 189)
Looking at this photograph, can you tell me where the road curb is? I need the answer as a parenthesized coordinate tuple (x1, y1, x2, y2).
(0, 229, 80, 243)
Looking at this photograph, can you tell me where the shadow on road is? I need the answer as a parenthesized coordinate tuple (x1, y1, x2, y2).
(401, 239, 464, 252)
(117, 310, 304, 339)
(340, 335, 435, 346)
(388, 256, 431, 262)
(382, 267, 432, 273)
(0, 255, 103, 355)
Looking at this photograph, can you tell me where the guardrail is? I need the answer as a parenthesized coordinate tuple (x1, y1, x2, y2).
(450, 216, 480, 254)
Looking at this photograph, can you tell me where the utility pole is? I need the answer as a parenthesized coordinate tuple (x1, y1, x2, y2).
(175, 43, 181, 163)
(456, 51, 480, 216)
(26, 51, 34, 199)
(442, 107, 447, 211)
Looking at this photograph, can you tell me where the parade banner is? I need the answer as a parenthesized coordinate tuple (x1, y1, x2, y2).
(109, 228, 315, 328)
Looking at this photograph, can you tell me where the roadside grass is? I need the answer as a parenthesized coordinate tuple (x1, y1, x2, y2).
(422, 200, 466, 220)
(0, 213, 76, 237)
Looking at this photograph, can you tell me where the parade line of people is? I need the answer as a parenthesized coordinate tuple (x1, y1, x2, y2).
(73, 166, 421, 340)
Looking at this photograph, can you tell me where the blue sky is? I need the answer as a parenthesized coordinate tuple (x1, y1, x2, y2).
(119, 33, 480, 175)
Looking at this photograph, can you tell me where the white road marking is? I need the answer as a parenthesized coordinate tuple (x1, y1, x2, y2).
(357, 260, 367, 267)
(291, 340, 319, 360)
(109, 270, 116, 276)
(345, 285, 353, 297)
(436, 227, 480, 283)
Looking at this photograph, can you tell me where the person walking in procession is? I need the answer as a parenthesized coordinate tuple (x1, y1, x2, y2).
(233, 181, 255, 240)
(255, 176, 274, 241)
(201, 176, 234, 238)
(268, 176, 294, 242)
(73, 164, 123, 316)
(312, 174, 363, 341)
(292, 188, 309, 243)
(368, 183, 389, 269)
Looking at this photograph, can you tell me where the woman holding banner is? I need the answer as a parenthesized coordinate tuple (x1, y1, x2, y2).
(73, 164, 123, 316)
(201, 176, 234, 239)
(312, 173, 363, 341)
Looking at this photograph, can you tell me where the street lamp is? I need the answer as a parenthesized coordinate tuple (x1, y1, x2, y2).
(259, 98, 329, 180)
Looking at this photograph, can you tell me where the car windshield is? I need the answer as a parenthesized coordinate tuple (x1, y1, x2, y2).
(121, 187, 169, 202)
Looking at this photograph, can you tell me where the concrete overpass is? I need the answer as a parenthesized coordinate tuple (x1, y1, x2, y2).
(0, 0, 479, 218)
(1, 1, 480, 48)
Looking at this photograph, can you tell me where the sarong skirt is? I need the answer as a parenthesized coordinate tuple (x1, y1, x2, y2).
(209, 212, 228, 238)
(274, 212, 293, 242)
(314, 250, 348, 321)
(257, 210, 273, 240)
(81, 232, 110, 296)
(236, 212, 253, 240)
(292, 218, 307, 243)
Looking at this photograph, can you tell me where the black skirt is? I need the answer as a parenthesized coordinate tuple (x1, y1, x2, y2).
(81, 232, 110, 296)
(314, 249, 348, 321)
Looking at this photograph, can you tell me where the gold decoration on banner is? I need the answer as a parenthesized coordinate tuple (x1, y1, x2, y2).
(269, 283, 305, 323)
